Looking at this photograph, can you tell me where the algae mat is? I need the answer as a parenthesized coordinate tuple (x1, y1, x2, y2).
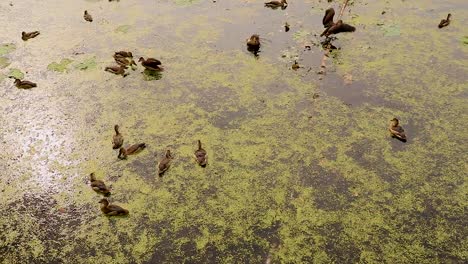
(0, 0, 467, 263)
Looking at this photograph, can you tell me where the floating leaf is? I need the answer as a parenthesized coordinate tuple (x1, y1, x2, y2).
(47, 59, 73, 73)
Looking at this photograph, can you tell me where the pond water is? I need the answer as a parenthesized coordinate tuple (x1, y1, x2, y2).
(1, 0, 467, 263)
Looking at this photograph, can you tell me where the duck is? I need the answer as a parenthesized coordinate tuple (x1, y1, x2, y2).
(105, 65, 128, 77)
(9, 77, 37, 89)
(322, 8, 335, 28)
(438, 13, 451, 28)
(194, 140, 207, 167)
(98, 198, 129, 216)
(118, 143, 146, 160)
(158, 149, 173, 176)
(112, 125, 124, 149)
(389, 118, 407, 142)
(264, 0, 287, 9)
(84, 10, 93, 22)
(246, 34, 260, 52)
(138, 57, 162, 71)
(115, 51, 133, 58)
(89, 173, 111, 196)
(321, 20, 356, 37)
(292, 60, 300, 70)
(21, 31, 40, 41)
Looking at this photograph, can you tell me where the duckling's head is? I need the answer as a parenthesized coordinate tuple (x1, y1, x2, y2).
(165, 149, 172, 158)
(391, 118, 399, 126)
(138, 57, 145, 62)
(21, 32, 26, 36)
(98, 198, 109, 205)
(114, 125, 119, 133)
(90, 173, 96, 181)
(84, 10, 88, 14)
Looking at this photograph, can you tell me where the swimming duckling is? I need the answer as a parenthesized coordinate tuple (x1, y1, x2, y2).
(21, 31, 40, 41)
(292, 60, 300, 70)
(98, 198, 129, 216)
(322, 8, 335, 28)
(194, 140, 207, 167)
(321, 20, 355, 37)
(112, 125, 124, 149)
(438, 13, 451, 28)
(284, 22, 290, 32)
(83, 10, 93, 22)
(9, 77, 37, 89)
(115, 51, 133, 58)
(264, 0, 287, 9)
(89, 173, 111, 196)
(118, 143, 146, 160)
(246, 34, 260, 53)
(158, 150, 173, 176)
(105, 65, 128, 77)
(114, 56, 131, 66)
(138, 57, 162, 71)
(389, 118, 407, 142)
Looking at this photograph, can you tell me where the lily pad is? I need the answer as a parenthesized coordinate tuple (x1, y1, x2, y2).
(381, 24, 400, 37)
(142, 69, 162, 81)
(47, 59, 73, 73)
(115, 25, 131, 34)
(0, 43, 16, 56)
(0, 57, 10, 69)
(8, 68, 24, 79)
(74, 57, 97, 71)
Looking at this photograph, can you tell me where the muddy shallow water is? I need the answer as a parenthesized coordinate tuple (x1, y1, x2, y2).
(1, 0, 467, 263)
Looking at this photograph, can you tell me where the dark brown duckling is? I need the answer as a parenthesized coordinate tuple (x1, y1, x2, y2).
(158, 150, 173, 176)
(99, 198, 128, 216)
(389, 118, 407, 142)
(138, 57, 162, 71)
(115, 51, 133, 58)
(9, 77, 37, 89)
(438, 13, 451, 28)
(292, 60, 300, 70)
(322, 8, 335, 28)
(118, 143, 146, 160)
(105, 65, 128, 77)
(84, 10, 93, 22)
(21, 31, 40, 41)
(114, 56, 131, 66)
(112, 125, 124, 149)
(321, 20, 355, 37)
(264, 0, 287, 9)
(89, 173, 111, 196)
(246, 34, 260, 52)
(284, 22, 290, 32)
(194, 140, 207, 167)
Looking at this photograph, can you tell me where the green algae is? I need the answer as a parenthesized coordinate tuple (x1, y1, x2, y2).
(8, 68, 24, 79)
(0, 57, 10, 69)
(74, 57, 97, 71)
(142, 69, 163, 81)
(47, 58, 73, 73)
(0, 43, 15, 56)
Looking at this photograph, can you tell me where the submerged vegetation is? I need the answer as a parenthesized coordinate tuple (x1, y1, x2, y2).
(0, 0, 467, 263)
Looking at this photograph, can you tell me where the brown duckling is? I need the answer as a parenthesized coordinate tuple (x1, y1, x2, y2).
(138, 57, 162, 71)
(284, 22, 290, 32)
(89, 173, 111, 196)
(389, 118, 407, 142)
(112, 125, 124, 149)
(9, 77, 37, 89)
(84, 10, 93, 22)
(292, 60, 300, 70)
(21, 31, 40, 41)
(105, 65, 128, 77)
(438, 13, 451, 28)
(158, 150, 173, 176)
(115, 51, 133, 58)
(246, 34, 260, 52)
(322, 8, 335, 28)
(194, 140, 207, 167)
(98, 198, 129, 216)
(321, 20, 356, 37)
(118, 143, 146, 160)
(114, 56, 130, 66)
(264, 0, 287, 9)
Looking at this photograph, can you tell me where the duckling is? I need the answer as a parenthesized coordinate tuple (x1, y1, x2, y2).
(89, 173, 111, 196)
(118, 143, 146, 160)
(292, 60, 300, 70)
(21, 31, 40, 41)
(105, 65, 128, 77)
(389, 118, 407, 142)
(158, 150, 173, 176)
(112, 125, 124, 149)
(84, 10, 93, 22)
(98, 198, 129, 216)
(284, 22, 290, 32)
(264, 0, 287, 9)
(438, 13, 451, 28)
(194, 140, 207, 167)
(114, 56, 131, 66)
(9, 77, 37, 89)
(138, 57, 162, 71)
(246, 34, 260, 53)
(322, 8, 335, 28)
(115, 51, 133, 58)
(320, 20, 355, 37)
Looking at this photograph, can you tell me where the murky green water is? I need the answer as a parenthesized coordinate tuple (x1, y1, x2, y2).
(1, 0, 467, 263)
